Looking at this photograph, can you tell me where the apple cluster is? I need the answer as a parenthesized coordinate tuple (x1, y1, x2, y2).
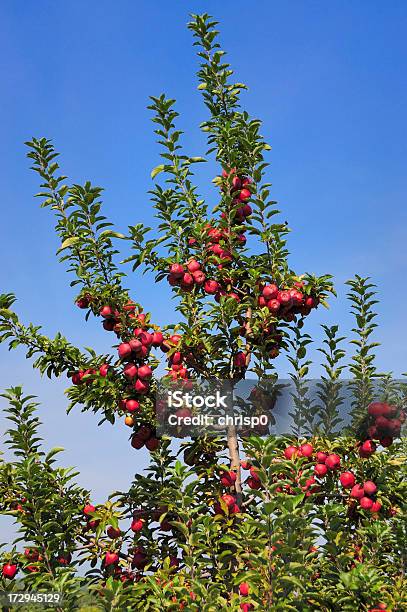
(220, 167, 253, 223)
(348, 477, 381, 513)
(258, 281, 319, 321)
(213, 493, 240, 516)
(366, 401, 405, 446)
(131, 425, 160, 452)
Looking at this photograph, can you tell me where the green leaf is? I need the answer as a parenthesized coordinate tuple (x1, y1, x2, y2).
(58, 237, 80, 251)
(151, 164, 165, 179)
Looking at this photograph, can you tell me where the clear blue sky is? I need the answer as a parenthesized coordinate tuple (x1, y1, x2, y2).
(1, 0, 406, 536)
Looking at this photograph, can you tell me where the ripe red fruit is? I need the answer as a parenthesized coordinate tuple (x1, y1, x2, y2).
(126, 399, 140, 413)
(76, 296, 90, 309)
(187, 259, 201, 273)
(132, 549, 147, 569)
(137, 425, 152, 441)
(221, 493, 236, 508)
(102, 319, 115, 331)
(134, 379, 149, 394)
(241, 460, 251, 470)
(240, 603, 254, 612)
(99, 363, 109, 377)
(124, 363, 138, 379)
(137, 365, 152, 380)
(192, 270, 206, 284)
(57, 553, 72, 565)
(316, 452, 327, 463)
(238, 188, 251, 202)
(204, 279, 220, 294)
(139, 331, 153, 347)
(314, 463, 328, 477)
(131, 518, 144, 532)
(375, 416, 391, 432)
(220, 471, 237, 486)
(363, 480, 377, 496)
(83, 504, 95, 516)
(2, 563, 18, 579)
(247, 476, 261, 490)
(152, 331, 164, 346)
(118, 343, 132, 359)
(145, 437, 160, 451)
(370, 500, 382, 513)
(232, 175, 242, 190)
(71, 371, 85, 385)
(325, 454, 341, 470)
(340, 472, 356, 489)
(241, 204, 252, 217)
(262, 284, 279, 299)
(131, 435, 144, 450)
(299, 443, 314, 457)
(181, 272, 194, 288)
(350, 484, 365, 499)
(100, 305, 113, 318)
(359, 440, 376, 457)
(277, 290, 291, 305)
(169, 263, 184, 278)
(368, 402, 386, 417)
(107, 526, 122, 539)
(168, 273, 179, 287)
(284, 446, 298, 460)
(233, 352, 247, 368)
(379, 436, 393, 447)
(239, 582, 250, 596)
(104, 552, 119, 566)
(266, 300, 280, 315)
(360, 496, 374, 510)
(170, 334, 182, 345)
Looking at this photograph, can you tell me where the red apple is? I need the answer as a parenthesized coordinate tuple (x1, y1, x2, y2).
(284, 446, 298, 460)
(314, 463, 328, 477)
(299, 443, 314, 457)
(239, 582, 250, 596)
(137, 365, 153, 380)
(363, 480, 377, 496)
(2, 563, 18, 579)
(118, 343, 132, 359)
(325, 454, 341, 470)
(340, 472, 356, 488)
(100, 305, 113, 318)
(169, 263, 184, 278)
(204, 280, 220, 294)
(107, 526, 121, 539)
(350, 484, 365, 499)
(134, 379, 149, 394)
(124, 363, 138, 379)
(131, 518, 144, 532)
(233, 352, 247, 368)
(152, 331, 164, 346)
(126, 399, 140, 413)
(262, 284, 279, 299)
(359, 496, 374, 510)
(83, 504, 95, 516)
(187, 260, 201, 273)
(104, 552, 119, 566)
(145, 437, 160, 451)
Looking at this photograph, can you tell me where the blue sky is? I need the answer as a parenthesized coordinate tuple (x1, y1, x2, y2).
(0, 1, 406, 537)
